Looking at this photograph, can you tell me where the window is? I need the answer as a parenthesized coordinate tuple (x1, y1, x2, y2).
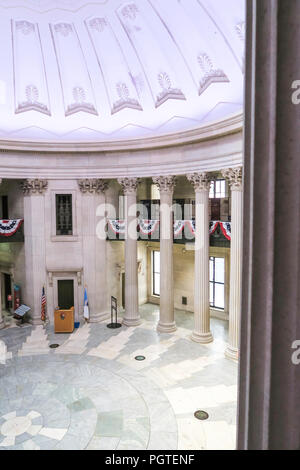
(151, 183, 160, 200)
(209, 256, 225, 309)
(56, 194, 73, 235)
(1, 196, 8, 219)
(209, 180, 226, 199)
(152, 251, 160, 296)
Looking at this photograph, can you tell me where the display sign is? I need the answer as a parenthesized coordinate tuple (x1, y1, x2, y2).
(14, 304, 31, 317)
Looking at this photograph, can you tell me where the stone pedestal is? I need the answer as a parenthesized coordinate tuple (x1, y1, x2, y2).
(21, 179, 48, 326)
(79, 179, 109, 323)
(153, 176, 176, 333)
(222, 168, 243, 360)
(188, 173, 213, 343)
(118, 178, 141, 327)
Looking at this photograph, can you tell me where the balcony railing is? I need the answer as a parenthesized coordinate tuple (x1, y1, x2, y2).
(107, 219, 231, 245)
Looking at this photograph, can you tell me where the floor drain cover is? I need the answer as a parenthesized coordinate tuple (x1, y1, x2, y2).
(107, 323, 122, 329)
(194, 410, 209, 420)
(135, 355, 146, 361)
(49, 344, 59, 349)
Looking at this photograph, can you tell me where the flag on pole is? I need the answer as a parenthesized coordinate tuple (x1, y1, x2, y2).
(41, 286, 46, 322)
(84, 287, 89, 320)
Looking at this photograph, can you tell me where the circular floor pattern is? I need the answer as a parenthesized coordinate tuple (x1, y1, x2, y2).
(0, 354, 178, 450)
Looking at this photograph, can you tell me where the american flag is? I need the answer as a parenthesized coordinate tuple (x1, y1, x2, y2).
(41, 286, 46, 322)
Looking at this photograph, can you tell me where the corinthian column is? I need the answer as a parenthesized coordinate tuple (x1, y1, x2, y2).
(187, 173, 213, 343)
(152, 176, 176, 333)
(78, 179, 109, 322)
(118, 178, 141, 326)
(21, 179, 48, 326)
(222, 167, 243, 360)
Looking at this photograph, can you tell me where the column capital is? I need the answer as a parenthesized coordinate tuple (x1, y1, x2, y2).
(78, 179, 109, 194)
(222, 167, 243, 190)
(20, 179, 48, 195)
(118, 177, 139, 195)
(187, 172, 210, 191)
(152, 176, 176, 194)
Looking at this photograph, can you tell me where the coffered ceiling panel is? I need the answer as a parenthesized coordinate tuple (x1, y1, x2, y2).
(0, 0, 245, 143)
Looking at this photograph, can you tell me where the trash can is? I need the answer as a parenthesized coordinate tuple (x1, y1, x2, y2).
(54, 306, 74, 333)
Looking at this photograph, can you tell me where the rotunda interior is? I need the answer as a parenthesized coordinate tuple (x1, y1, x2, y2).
(0, 0, 299, 453)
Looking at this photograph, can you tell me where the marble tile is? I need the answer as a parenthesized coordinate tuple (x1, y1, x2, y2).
(0, 304, 237, 451)
(39, 427, 68, 440)
(86, 436, 119, 450)
(148, 431, 178, 450)
(95, 411, 123, 437)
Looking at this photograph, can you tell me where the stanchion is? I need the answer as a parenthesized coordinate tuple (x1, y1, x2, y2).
(107, 296, 122, 329)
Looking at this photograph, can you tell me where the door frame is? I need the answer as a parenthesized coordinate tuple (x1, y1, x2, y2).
(47, 268, 82, 323)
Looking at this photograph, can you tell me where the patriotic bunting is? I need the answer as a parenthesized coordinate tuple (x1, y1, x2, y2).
(139, 219, 159, 235)
(209, 220, 220, 235)
(219, 221, 231, 240)
(185, 220, 195, 234)
(173, 220, 186, 236)
(0, 219, 23, 237)
(107, 219, 126, 234)
(106, 219, 231, 240)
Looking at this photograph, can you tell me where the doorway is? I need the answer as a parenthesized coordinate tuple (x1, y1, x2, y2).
(4, 273, 11, 310)
(57, 279, 74, 310)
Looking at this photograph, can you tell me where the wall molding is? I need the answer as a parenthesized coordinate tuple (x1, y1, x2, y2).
(0, 112, 242, 153)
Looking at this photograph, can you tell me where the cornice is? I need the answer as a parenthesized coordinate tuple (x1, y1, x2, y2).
(0, 112, 243, 154)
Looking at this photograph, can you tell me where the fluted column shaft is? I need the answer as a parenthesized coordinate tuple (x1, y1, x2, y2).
(79, 179, 109, 322)
(222, 168, 243, 360)
(118, 178, 140, 326)
(188, 173, 213, 343)
(21, 179, 48, 326)
(153, 176, 176, 333)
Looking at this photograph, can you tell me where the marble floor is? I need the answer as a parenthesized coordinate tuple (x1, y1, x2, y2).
(0, 304, 238, 450)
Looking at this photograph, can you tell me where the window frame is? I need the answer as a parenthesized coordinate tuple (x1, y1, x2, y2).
(209, 179, 226, 199)
(56, 193, 73, 236)
(51, 190, 78, 242)
(209, 256, 225, 310)
(152, 250, 160, 297)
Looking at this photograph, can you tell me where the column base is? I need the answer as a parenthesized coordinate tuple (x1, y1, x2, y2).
(191, 330, 213, 344)
(122, 316, 141, 327)
(225, 345, 239, 361)
(157, 321, 177, 333)
(0, 320, 5, 330)
(89, 312, 110, 323)
(29, 317, 44, 326)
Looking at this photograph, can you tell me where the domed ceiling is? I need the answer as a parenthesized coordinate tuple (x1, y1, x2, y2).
(0, 0, 245, 143)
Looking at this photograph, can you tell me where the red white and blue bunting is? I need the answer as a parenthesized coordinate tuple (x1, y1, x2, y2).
(209, 220, 219, 235)
(139, 219, 159, 235)
(0, 219, 23, 237)
(107, 219, 125, 234)
(107, 219, 231, 240)
(173, 220, 186, 236)
(219, 221, 231, 240)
